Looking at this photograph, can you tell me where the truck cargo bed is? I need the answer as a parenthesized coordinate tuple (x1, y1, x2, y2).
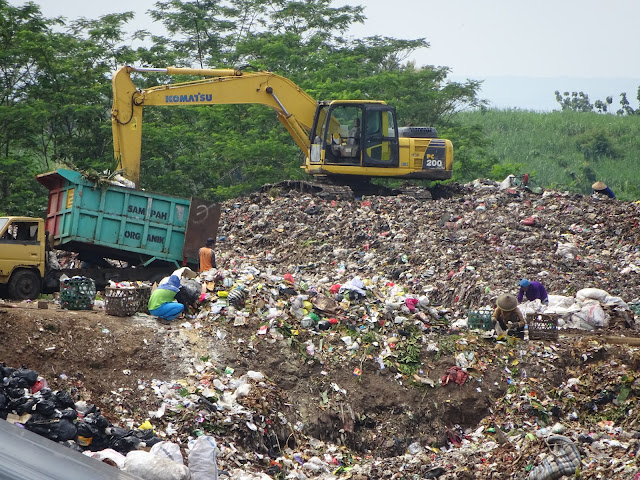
(37, 169, 219, 267)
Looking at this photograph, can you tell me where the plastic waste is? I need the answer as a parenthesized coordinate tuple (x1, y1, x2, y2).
(84, 448, 126, 469)
(188, 435, 219, 480)
(227, 286, 246, 307)
(301, 315, 315, 329)
(176, 279, 202, 308)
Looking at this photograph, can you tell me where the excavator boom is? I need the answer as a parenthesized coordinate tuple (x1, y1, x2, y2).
(112, 66, 317, 185)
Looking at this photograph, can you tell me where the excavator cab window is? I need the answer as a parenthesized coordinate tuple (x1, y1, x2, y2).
(314, 105, 362, 165)
(362, 107, 399, 168)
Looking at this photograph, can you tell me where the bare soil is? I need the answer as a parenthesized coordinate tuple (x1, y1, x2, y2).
(0, 300, 507, 455)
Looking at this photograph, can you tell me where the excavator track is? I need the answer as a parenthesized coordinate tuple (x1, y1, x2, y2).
(261, 178, 438, 201)
(261, 180, 355, 200)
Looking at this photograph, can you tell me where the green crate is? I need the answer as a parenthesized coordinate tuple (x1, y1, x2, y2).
(629, 303, 640, 316)
(467, 310, 493, 330)
(60, 277, 96, 310)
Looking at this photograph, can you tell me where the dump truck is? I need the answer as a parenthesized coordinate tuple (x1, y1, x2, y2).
(0, 169, 220, 299)
(112, 66, 453, 196)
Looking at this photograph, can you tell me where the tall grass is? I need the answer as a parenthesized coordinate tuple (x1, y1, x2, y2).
(456, 109, 640, 201)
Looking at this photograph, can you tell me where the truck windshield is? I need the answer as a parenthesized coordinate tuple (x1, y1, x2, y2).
(0, 218, 8, 235)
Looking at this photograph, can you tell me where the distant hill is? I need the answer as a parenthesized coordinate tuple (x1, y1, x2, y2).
(449, 76, 640, 112)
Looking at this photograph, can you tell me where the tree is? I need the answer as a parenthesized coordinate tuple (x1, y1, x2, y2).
(3, 0, 488, 208)
(0, 2, 143, 215)
(0, 0, 51, 214)
(28, 13, 138, 170)
(555, 86, 640, 116)
(617, 88, 640, 115)
(554, 91, 594, 112)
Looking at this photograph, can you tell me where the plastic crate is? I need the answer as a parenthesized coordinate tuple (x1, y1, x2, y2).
(105, 286, 151, 317)
(60, 277, 96, 310)
(526, 313, 558, 341)
(467, 310, 493, 330)
(629, 303, 640, 316)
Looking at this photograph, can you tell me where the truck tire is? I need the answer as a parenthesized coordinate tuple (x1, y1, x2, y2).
(8, 269, 41, 300)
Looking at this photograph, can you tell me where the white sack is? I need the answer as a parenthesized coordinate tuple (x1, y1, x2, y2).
(84, 448, 126, 469)
(123, 450, 191, 480)
(556, 243, 579, 260)
(188, 436, 218, 480)
(576, 288, 609, 303)
(602, 295, 629, 309)
(151, 441, 184, 465)
(499, 175, 516, 190)
(573, 303, 608, 328)
(226, 470, 273, 480)
(548, 295, 576, 309)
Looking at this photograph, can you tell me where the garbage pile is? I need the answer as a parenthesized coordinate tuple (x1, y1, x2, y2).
(6, 179, 640, 479)
(0, 363, 162, 454)
(215, 180, 640, 308)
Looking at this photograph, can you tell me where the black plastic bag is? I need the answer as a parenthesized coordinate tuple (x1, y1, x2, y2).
(175, 279, 201, 308)
(59, 408, 78, 420)
(11, 367, 38, 386)
(54, 390, 75, 409)
(0, 364, 16, 379)
(35, 399, 56, 417)
(15, 398, 36, 415)
(50, 418, 78, 442)
(25, 415, 76, 441)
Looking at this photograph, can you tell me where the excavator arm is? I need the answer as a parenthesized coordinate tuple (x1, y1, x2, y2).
(111, 66, 318, 186)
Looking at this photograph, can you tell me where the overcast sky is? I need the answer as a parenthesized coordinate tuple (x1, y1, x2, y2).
(12, 0, 640, 110)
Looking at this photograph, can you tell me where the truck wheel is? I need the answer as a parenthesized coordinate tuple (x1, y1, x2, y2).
(8, 270, 41, 300)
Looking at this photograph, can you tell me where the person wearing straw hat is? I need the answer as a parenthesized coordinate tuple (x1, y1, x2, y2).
(492, 293, 525, 338)
(592, 181, 616, 199)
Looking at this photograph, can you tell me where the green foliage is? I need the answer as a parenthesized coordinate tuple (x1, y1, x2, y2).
(574, 131, 619, 161)
(556, 85, 640, 116)
(435, 334, 461, 360)
(554, 91, 593, 112)
(490, 162, 528, 180)
(441, 123, 497, 182)
(457, 109, 640, 200)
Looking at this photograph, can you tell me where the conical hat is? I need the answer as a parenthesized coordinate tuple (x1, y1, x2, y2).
(592, 181, 606, 190)
(496, 294, 518, 311)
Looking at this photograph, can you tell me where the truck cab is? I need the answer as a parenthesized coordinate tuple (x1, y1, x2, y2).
(0, 217, 46, 299)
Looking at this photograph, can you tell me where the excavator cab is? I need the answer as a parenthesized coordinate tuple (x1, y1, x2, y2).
(310, 103, 399, 169)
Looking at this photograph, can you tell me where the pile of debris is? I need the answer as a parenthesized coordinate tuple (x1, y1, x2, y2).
(5, 178, 640, 479)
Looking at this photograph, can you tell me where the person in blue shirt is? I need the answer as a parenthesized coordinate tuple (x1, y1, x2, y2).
(592, 181, 615, 199)
(517, 279, 549, 305)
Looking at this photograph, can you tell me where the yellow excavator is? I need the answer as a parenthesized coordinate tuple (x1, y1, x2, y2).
(111, 66, 453, 195)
